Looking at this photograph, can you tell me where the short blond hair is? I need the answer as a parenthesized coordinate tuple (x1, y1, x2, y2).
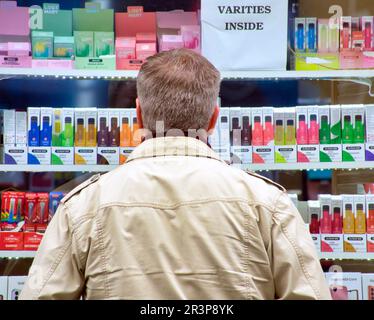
(137, 49, 221, 133)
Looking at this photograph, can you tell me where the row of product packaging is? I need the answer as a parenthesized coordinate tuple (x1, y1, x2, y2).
(210, 105, 374, 164)
(0, 1, 200, 70)
(290, 193, 374, 253)
(0, 276, 27, 300)
(293, 16, 374, 70)
(0, 191, 65, 250)
(0, 108, 140, 165)
(325, 273, 374, 300)
(294, 16, 374, 53)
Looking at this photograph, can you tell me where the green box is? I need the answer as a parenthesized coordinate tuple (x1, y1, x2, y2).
(294, 53, 340, 71)
(42, 3, 73, 36)
(72, 7, 114, 32)
(94, 32, 114, 57)
(32, 31, 54, 59)
(74, 31, 94, 58)
(75, 56, 116, 70)
(54, 36, 75, 58)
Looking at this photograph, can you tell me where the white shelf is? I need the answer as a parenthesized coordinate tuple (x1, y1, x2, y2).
(0, 165, 118, 172)
(1, 68, 374, 80)
(0, 162, 374, 172)
(242, 161, 374, 172)
(319, 252, 374, 260)
(0, 251, 36, 258)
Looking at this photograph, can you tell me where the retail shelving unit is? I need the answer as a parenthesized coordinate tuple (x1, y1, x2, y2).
(1, 67, 374, 80)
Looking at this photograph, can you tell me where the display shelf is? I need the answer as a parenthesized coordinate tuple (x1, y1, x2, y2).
(243, 161, 374, 172)
(0, 165, 118, 172)
(1, 161, 374, 172)
(319, 252, 374, 260)
(0, 251, 36, 258)
(0, 68, 374, 80)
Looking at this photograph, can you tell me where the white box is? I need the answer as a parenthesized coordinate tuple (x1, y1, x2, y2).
(120, 147, 135, 164)
(311, 234, 321, 253)
(74, 147, 97, 165)
(108, 108, 120, 147)
(367, 234, 374, 253)
(85, 108, 97, 147)
(74, 108, 86, 147)
(40, 107, 53, 147)
(0, 276, 7, 300)
(354, 194, 366, 234)
(365, 143, 374, 161)
(366, 194, 374, 234)
(27, 107, 40, 147)
(275, 145, 297, 163)
(320, 144, 342, 162)
(297, 145, 320, 162)
(28, 146, 51, 165)
(296, 106, 308, 145)
(213, 145, 231, 162)
(231, 145, 252, 166)
(343, 194, 355, 234)
(294, 18, 306, 52)
(319, 194, 332, 234)
(61, 108, 74, 147)
(240, 107, 252, 147)
(343, 234, 367, 253)
(51, 147, 74, 165)
(325, 272, 362, 300)
(97, 147, 120, 165)
(3, 109, 16, 145)
(7, 276, 27, 300)
(252, 145, 274, 164)
(229, 107, 242, 146)
(321, 234, 343, 253)
(284, 107, 296, 145)
(318, 105, 330, 144)
(219, 108, 230, 147)
(262, 107, 274, 146)
(342, 144, 365, 162)
(15, 111, 27, 146)
(330, 105, 341, 144)
(331, 195, 343, 234)
(119, 109, 132, 147)
(251, 108, 263, 146)
(97, 109, 109, 147)
(274, 108, 284, 146)
(307, 106, 319, 144)
(306, 18, 317, 52)
(362, 274, 374, 300)
(4, 145, 27, 165)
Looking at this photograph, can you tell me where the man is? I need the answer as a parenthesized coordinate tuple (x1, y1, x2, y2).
(20, 49, 331, 300)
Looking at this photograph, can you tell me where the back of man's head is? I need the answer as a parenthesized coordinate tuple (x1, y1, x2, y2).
(137, 49, 221, 133)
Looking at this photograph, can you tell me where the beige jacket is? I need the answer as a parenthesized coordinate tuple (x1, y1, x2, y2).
(20, 137, 331, 300)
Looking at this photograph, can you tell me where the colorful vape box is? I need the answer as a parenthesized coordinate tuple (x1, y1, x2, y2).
(328, 19, 340, 53)
(136, 43, 157, 60)
(119, 109, 132, 148)
(366, 105, 374, 144)
(97, 109, 109, 147)
(321, 233, 344, 253)
(307, 106, 319, 144)
(7, 42, 30, 56)
(343, 195, 355, 234)
(97, 147, 119, 165)
(295, 18, 306, 52)
(85, 108, 97, 147)
(120, 147, 135, 164)
(27, 107, 40, 147)
(94, 32, 114, 57)
(74, 146, 97, 165)
(156, 10, 198, 37)
(3, 109, 15, 145)
(318, 19, 329, 53)
(252, 146, 274, 164)
(344, 234, 367, 252)
(219, 108, 230, 147)
(15, 111, 26, 146)
(108, 109, 120, 147)
(130, 109, 140, 148)
(297, 145, 320, 162)
(230, 107, 241, 147)
(60, 108, 74, 147)
(159, 35, 184, 52)
(340, 16, 352, 50)
(73, 4, 114, 32)
(31, 31, 53, 59)
(74, 31, 94, 58)
(51, 147, 74, 165)
(274, 109, 284, 146)
(52, 108, 62, 146)
(297, 107, 319, 162)
(7, 276, 27, 300)
(116, 37, 136, 59)
(28, 146, 51, 165)
(3, 145, 27, 164)
(136, 32, 156, 44)
(331, 195, 343, 234)
(40, 107, 52, 147)
(319, 194, 332, 234)
(49, 191, 65, 222)
(362, 17, 373, 50)
(308, 200, 321, 252)
(0, 232, 23, 250)
(368, 234, 374, 253)
(181, 25, 201, 53)
(296, 106, 308, 145)
(53, 36, 74, 58)
(362, 274, 374, 300)
(0, 2, 29, 37)
(367, 194, 374, 235)
(342, 144, 365, 162)
(23, 232, 43, 251)
(276, 108, 296, 163)
(31, 59, 74, 69)
(342, 105, 365, 161)
(262, 107, 274, 146)
(318, 105, 330, 145)
(325, 272, 362, 300)
(0, 276, 7, 300)
(354, 195, 366, 234)
(97, 108, 119, 165)
(41, 4, 73, 37)
(320, 144, 342, 162)
(251, 108, 263, 146)
(330, 105, 342, 144)
(306, 18, 317, 53)
(74, 109, 86, 147)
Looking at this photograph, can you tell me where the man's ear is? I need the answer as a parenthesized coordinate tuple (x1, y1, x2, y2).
(208, 106, 220, 133)
(136, 98, 144, 129)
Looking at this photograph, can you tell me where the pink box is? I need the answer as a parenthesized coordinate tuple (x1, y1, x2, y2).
(0, 43, 8, 55)
(0, 1, 17, 9)
(136, 32, 156, 43)
(181, 25, 201, 53)
(340, 51, 363, 69)
(160, 35, 184, 52)
(116, 37, 136, 59)
(116, 58, 143, 70)
(0, 5, 29, 36)
(136, 43, 157, 60)
(32, 59, 74, 69)
(0, 55, 31, 68)
(362, 51, 374, 68)
(156, 11, 198, 33)
(7, 42, 30, 56)
(116, 12, 156, 38)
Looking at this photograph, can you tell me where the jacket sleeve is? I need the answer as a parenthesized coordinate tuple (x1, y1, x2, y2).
(19, 203, 85, 300)
(270, 192, 331, 300)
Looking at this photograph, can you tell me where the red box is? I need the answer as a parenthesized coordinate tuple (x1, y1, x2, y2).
(23, 232, 43, 251)
(115, 10, 156, 38)
(368, 234, 374, 252)
(0, 232, 23, 250)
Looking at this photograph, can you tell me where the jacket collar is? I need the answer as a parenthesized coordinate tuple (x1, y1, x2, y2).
(126, 137, 223, 163)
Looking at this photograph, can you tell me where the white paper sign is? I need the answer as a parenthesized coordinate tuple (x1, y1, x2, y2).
(201, 0, 289, 71)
